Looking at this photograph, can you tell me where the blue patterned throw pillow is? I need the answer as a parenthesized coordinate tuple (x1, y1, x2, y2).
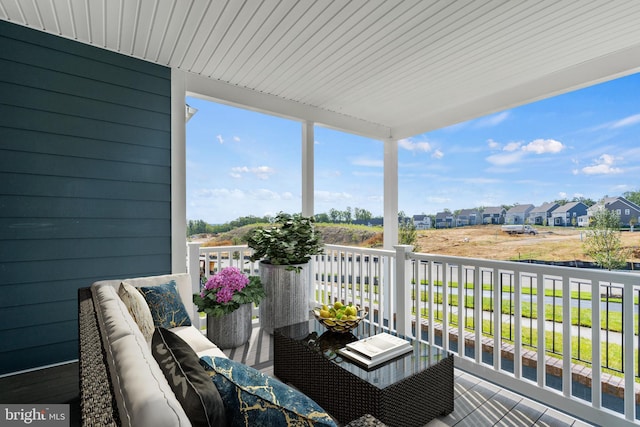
(200, 356, 336, 427)
(139, 280, 191, 328)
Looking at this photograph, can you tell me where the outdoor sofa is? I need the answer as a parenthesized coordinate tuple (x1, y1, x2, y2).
(78, 272, 386, 426)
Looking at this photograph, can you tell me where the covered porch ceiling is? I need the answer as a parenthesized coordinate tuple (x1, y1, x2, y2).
(2, 0, 640, 140)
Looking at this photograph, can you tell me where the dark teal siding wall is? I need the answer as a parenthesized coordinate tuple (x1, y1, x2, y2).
(0, 21, 172, 375)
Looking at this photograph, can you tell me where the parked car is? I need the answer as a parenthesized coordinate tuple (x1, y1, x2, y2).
(501, 224, 538, 235)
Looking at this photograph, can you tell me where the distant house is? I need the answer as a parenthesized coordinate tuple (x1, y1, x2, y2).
(551, 202, 588, 226)
(577, 215, 589, 227)
(412, 214, 431, 230)
(586, 197, 640, 227)
(482, 207, 506, 224)
(456, 209, 480, 226)
(528, 202, 559, 225)
(505, 204, 534, 224)
(435, 211, 455, 228)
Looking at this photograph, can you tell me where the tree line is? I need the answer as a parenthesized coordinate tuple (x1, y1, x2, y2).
(187, 207, 377, 236)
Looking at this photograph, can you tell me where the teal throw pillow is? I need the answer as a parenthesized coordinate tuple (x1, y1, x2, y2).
(199, 356, 336, 427)
(139, 281, 191, 328)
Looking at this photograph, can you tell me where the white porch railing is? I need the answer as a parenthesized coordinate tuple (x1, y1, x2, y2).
(187, 241, 640, 426)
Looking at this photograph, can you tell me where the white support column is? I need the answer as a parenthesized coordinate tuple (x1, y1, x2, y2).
(394, 245, 413, 336)
(302, 121, 315, 308)
(171, 68, 187, 273)
(302, 121, 314, 217)
(383, 138, 398, 249)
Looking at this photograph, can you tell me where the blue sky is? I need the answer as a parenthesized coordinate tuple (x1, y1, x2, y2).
(186, 73, 640, 225)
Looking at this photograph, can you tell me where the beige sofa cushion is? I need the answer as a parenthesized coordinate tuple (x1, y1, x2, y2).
(170, 326, 227, 359)
(118, 282, 155, 343)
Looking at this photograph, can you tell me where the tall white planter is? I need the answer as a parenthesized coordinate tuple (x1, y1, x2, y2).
(259, 261, 309, 334)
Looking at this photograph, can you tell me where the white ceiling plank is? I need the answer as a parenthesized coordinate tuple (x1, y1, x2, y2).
(211, 0, 291, 81)
(132, 0, 158, 58)
(37, 0, 60, 33)
(19, 0, 42, 28)
(155, 0, 191, 65)
(233, 0, 317, 87)
(145, 0, 176, 62)
(51, 0, 76, 36)
(67, 0, 88, 41)
(103, 0, 122, 51)
(197, 0, 267, 78)
(4, 0, 27, 23)
(85, 0, 104, 46)
(188, 0, 249, 75)
(118, 0, 140, 54)
(169, 0, 218, 68)
(175, 0, 226, 71)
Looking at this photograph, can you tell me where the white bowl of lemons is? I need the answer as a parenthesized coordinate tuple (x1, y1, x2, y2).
(313, 302, 368, 333)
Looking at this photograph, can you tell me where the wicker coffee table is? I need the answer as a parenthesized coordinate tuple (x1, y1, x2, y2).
(274, 320, 453, 427)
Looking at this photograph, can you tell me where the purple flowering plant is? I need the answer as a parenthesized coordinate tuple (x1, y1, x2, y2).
(193, 267, 265, 318)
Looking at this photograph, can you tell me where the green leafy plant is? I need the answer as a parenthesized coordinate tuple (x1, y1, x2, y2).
(246, 212, 323, 270)
(583, 208, 628, 270)
(193, 267, 265, 317)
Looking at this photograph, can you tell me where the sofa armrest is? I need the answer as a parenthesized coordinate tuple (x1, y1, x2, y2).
(78, 287, 120, 426)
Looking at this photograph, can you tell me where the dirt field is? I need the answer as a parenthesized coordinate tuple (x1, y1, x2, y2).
(415, 225, 640, 262)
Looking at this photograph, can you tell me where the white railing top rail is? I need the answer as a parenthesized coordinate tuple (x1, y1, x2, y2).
(409, 251, 640, 284)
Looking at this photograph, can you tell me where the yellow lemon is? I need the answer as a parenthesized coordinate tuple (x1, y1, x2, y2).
(334, 301, 344, 310)
(319, 309, 331, 318)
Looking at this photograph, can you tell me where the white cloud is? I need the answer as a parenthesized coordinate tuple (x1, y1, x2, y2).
(521, 139, 564, 154)
(216, 134, 224, 144)
(485, 138, 565, 166)
(610, 113, 640, 129)
(398, 138, 432, 152)
(476, 111, 510, 127)
(503, 142, 521, 152)
(230, 165, 275, 180)
(486, 151, 525, 166)
(558, 192, 567, 199)
(233, 136, 241, 142)
(581, 154, 623, 175)
(432, 149, 444, 159)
